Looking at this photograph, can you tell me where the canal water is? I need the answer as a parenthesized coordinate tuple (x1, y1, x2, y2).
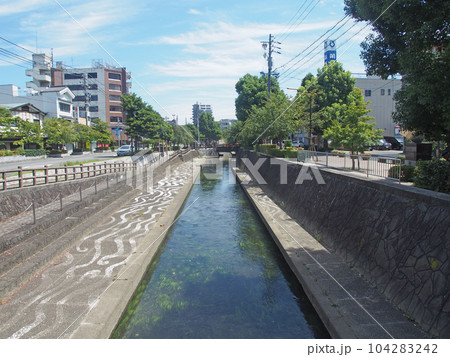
(112, 162, 329, 339)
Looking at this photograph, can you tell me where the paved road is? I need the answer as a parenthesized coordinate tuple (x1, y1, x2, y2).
(0, 152, 122, 171)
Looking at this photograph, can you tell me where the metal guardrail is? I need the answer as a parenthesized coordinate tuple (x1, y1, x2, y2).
(0, 161, 136, 191)
(297, 150, 402, 182)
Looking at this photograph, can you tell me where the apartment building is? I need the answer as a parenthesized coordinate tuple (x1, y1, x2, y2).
(192, 102, 212, 126)
(354, 76, 402, 137)
(25, 54, 131, 143)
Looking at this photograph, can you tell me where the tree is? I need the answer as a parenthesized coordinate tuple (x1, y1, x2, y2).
(91, 118, 112, 145)
(198, 111, 221, 143)
(235, 74, 282, 121)
(344, 0, 450, 144)
(15, 120, 43, 148)
(42, 118, 76, 149)
(324, 88, 382, 168)
(223, 121, 244, 145)
(240, 92, 300, 148)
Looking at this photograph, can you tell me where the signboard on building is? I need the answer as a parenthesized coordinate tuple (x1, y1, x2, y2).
(324, 39, 337, 64)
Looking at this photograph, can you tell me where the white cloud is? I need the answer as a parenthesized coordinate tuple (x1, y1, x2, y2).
(188, 9, 202, 15)
(0, 0, 52, 16)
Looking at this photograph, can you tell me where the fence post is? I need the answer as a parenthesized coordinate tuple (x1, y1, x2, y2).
(18, 166, 23, 188)
(80, 164, 84, 179)
(32, 199, 36, 224)
(326, 152, 329, 167)
(60, 191, 63, 211)
(1, 171, 5, 190)
(44, 165, 49, 184)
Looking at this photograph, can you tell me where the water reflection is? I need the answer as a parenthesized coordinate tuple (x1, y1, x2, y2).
(112, 162, 329, 339)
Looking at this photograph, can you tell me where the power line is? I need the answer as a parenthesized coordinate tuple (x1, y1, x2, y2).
(275, 1, 309, 39)
(0, 47, 33, 64)
(278, 0, 322, 43)
(0, 57, 29, 69)
(0, 34, 35, 54)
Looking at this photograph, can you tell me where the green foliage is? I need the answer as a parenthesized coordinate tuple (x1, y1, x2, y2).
(91, 118, 112, 144)
(388, 165, 416, 182)
(0, 149, 18, 156)
(344, 0, 450, 144)
(198, 111, 221, 142)
(235, 74, 271, 122)
(255, 144, 276, 155)
(284, 139, 292, 147)
(323, 88, 382, 155)
(23, 149, 46, 157)
(414, 159, 450, 193)
(268, 148, 285, 158)
(42, 118, 76, 148)
(223, 121, 243, 145)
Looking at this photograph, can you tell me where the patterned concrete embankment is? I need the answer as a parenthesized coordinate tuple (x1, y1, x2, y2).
(234, 166, 427, 339)
(0, 159, 197, 338)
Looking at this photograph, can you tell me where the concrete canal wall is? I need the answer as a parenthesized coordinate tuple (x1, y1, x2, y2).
(237, 150, 450, 338)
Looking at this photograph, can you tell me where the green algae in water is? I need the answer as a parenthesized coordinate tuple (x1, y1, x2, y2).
(112, 163, 329, 339)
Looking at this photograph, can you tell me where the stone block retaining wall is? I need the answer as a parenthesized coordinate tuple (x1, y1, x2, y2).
(237, 150, 450, 338)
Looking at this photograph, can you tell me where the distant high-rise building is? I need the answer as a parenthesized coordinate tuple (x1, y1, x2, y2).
(192, 102, 212, 126)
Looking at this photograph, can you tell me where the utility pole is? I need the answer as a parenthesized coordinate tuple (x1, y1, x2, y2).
(83, 73, 91, 126)
(261, 34, 281, 99)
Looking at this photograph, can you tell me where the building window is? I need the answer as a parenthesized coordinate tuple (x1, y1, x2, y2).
(88, 84, 98, 90)
(89, 106, 99, 112)
(59, 102, 71, 112)
(110, 116, 122, 122)
(110, 106, 122, 112)
(388, 89, 391, 95)
(109, 94, 122, 101)
(109, 84, 121, 91)
(380, 89, 385, 96)
(73, 96, 85, 102)
(88, 72, 97, 78)
(90, 95, 98, 101)
(108, 73, 121, 80)
(364, 89, 372, 97)
(64, 73, 83, 80)
(68, 85, 83, 91)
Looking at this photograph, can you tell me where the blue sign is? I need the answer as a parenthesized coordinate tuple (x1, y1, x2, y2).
(324, 51, 337, 64)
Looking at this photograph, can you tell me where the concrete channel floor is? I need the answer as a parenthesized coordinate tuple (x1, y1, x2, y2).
(0, 161, 194, 339)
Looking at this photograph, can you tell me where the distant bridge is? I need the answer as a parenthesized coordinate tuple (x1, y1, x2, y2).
(215, 145, 240, 156)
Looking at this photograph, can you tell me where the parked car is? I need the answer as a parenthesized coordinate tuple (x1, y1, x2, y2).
(291, 140, 304, 148)
(369, 139, 392, 150)
(117, 145, 133, 156)
(383, 136, 403, 150)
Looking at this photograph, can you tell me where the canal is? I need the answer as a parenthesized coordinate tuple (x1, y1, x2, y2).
(112, 161, 329, 338)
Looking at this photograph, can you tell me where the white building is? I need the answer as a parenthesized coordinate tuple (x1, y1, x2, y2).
(192, 102, 212, 126)
(354, 76, 402, 137)
(219, 119, 237, 131)
(0, 84, 75, 121)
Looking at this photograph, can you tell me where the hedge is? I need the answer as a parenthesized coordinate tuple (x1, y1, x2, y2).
(388, 165, 415, 182)
(414, 159, 450, 194)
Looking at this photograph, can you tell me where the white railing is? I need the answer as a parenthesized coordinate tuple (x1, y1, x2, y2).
(297, 150, 402, 182)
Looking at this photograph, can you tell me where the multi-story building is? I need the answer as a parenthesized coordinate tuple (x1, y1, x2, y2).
(51, 60, 131, 143)
(25, 54, 132, 143)
(354, 76, 402, 137)
(192, 102, 212, 126)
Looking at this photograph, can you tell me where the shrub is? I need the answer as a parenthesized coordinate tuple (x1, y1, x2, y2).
(388, 165, 416, 182)
(24, 149, 46, 157)
(284, 148, 298, 158)
(284, 140, 292, 148)
(268, 148, 285, 158)
(414, 159, 450, 193)
(255, 144, 276, 155)
(0, 149, 17, 156)
(48, 149, 68, 154)
(172, 145, 180, 150)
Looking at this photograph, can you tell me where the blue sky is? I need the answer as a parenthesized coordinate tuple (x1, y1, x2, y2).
(0, 0, 372, 122)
